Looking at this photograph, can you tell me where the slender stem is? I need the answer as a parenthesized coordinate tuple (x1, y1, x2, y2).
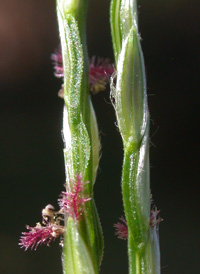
(110, 1, 161, 273)
(56, 0, 103, 273)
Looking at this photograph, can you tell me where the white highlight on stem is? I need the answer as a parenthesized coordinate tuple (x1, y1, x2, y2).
(62, 105, 73, 185)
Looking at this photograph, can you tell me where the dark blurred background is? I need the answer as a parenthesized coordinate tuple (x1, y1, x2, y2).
(0, 0, 199, 273)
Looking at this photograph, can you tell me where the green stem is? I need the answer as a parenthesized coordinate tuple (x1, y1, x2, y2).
(110, 1, 161, 273)
(56, 0, 103, 273)
(122, 127, 150, 274)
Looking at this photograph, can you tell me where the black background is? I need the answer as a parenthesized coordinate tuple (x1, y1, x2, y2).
(0, 0, 199, 273)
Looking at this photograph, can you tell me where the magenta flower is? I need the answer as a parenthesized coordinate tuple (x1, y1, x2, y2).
(114, 216, 128, 240)
(19, 223, 56, 251)
(51, 46, 64, 78)
(114, 207, 162, 240)
(51, 48, 115, 96)
(59, 174, 91, 221)
(89, 56, 115, 94)
(19, 204, 64, 251)
(19, 175, 90, 251)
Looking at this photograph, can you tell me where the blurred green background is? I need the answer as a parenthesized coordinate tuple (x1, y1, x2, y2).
(0, 0, 199, 273)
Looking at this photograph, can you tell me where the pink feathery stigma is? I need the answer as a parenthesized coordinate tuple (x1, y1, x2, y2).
(51, 47, 115, 96)
(19, 223, 55, 251)
(114, 216, 128, 240)
(51, 47, 64, 78)
(19, 204, 65, 251)
(89, 56, 115, 94)
(59, 174, 91, 220)
(150, 207, 163, 227)
(114, 207, 162, 240)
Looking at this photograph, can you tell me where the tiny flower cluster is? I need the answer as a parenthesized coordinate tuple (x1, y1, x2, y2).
(19, 223, 61, 251)
(51, 47, 115, 97)
(19, 204, 64, 251)
(89, 56, 115, 94)
(19, 174, 90, 250)
(114, 200, 162, 240)
(150, 207, 163, 227)
(114, 217, 128, 240)
(51, 46, 64, 78)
